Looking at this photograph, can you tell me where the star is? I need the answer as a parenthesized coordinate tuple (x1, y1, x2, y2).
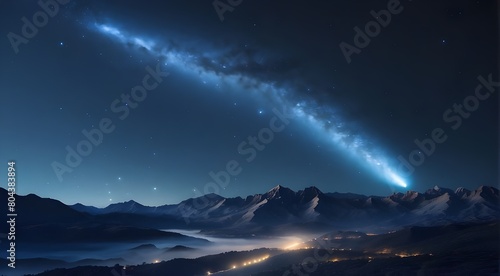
(59, 42, 64, 46)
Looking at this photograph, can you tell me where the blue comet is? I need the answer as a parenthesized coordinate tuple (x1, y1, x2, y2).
(90, 22, 409, 189)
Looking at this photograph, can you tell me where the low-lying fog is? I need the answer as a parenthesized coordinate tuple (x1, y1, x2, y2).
(160, 229, 314, 257)
(21, 229, 317, 265)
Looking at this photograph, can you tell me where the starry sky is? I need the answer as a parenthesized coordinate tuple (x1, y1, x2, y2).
(1, 0, 497, 207)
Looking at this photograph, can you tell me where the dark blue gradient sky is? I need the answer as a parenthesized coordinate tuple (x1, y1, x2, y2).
(0, 0, 497, 207)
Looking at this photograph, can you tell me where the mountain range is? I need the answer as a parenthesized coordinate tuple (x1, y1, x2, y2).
(1, 185, 498, 241)
(1, 185, 498, 276)
(70, 185, 499, 232)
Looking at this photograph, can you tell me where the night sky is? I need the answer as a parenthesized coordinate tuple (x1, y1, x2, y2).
(1, 0, 497, 207)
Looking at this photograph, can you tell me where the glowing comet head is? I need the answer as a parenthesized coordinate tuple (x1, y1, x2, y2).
(290, 104, 410, 189)
(386, 170, 408, 188)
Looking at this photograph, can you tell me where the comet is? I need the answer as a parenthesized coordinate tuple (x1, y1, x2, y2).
(91, 22, 409, 189)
